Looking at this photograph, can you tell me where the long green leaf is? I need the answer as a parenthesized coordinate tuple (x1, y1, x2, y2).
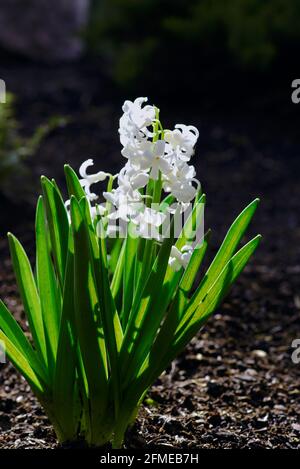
(195, 199, 259, 301)
(0, 300, 48, 385)
(161, 195, 206, 303)
(80, 198, 123, 365)
(70, 197, 109, 432)
(111, 239, 126, 310)
(136, 233, 210, 385)
(8, 233, 47, 365)
(121, 234, 139, 327)
(36, 197, 61, 369)
(64, 164, 86, 200)
(178, 199, 260, 325)
(132, 235, 261, 402)
(53, 233, 80, 440)
(0, 331, 44, 394)
(176, 232, 210, 317)
(94, 216, 124, 416)
(175, 234, 262, 346)
(41, 176, 69, 290)
(120, 220, 175, 387)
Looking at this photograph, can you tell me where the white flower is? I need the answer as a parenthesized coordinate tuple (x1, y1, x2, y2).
(75, 97, 202, 239)
(123, 97, 156, 129)
(140, 140, 172, 180)
(119, 97, 156, 146)
(172, 183, 198, 203)
(165, 124, 199, 162)
(118, 163, 149, 192)
(124, 139, 172, 180)
(164, 162, 196, 186)
(169, 244, 194, 271)
(103, 163, 148, 223)
(122, 138, 148, 161)
(163, 162, 200, 203)
(119, 114, 140, 147)
(132, 207, 165, 240)
(79, 159, 110, 201)
(104, 189, 144, 222)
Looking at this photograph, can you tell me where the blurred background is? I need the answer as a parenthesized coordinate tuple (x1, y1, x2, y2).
(0, 0, 299, 247)
(0, 0, 300, 449)
(0, 0, 299, 198)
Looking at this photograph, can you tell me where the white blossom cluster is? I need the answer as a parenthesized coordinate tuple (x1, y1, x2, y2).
(76, 97, 201, 271)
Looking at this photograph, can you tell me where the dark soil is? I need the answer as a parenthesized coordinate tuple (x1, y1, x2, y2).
(0, 59, 299, 449)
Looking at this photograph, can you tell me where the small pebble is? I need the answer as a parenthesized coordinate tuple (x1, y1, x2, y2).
(252, 350, 267, 358)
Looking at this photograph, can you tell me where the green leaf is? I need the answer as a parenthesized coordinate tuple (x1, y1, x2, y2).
(132, 235, 261, 400)
(174, 194, 206, 252)
(192, 198, 260, 305)
(64, 164, 86, 200)
(8, 233, 47, 365)
(162, 194, 206, 297)
(41, 176, 69, 290)
(175, 234, 262, 347)
(139, 232, 210, 385)
(94, 217, 124, 415)
(70, 197, 109, 427)
(0, 300, 48, 385)
(174, 198, 259, 327)
(53, 233, 80, 441)
(36, 197, 61, 369)
(0, 330, 44, 394)
(111, 239, 126, 309)
(121, 234, 139, 327)
(120, 220, 175, 387)
(176, 232, 210, 317)
(159, 194, 176, 212)
(96, 224, 123, 355)
(108, 238, 123, 274)
(80, 200, 123, 357)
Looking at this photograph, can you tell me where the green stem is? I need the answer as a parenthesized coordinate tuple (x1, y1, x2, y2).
(105, 174, 114, 216)
(112, 404, 140, 449)
(153, 171, 162, 205)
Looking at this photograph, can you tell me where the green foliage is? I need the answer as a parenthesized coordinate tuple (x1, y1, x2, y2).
(0, 166, 260, 447)
(85, 0, 300, 85)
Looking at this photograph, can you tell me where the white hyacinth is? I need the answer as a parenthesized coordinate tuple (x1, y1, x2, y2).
(132, 207, 166, 240)
(79, 159, 110, 201)
(119, 97, 156, 146)
(75, 97, 201, 271)
(169, 245, 194, 271)
(165, 124, 199, 162)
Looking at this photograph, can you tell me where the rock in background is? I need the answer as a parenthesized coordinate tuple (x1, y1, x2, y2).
(0, 0, 90, 61)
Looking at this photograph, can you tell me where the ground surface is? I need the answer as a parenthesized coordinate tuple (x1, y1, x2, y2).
(0, 60, 299, 449)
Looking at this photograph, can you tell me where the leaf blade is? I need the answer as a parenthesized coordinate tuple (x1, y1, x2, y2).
(0, 300, 48, 384)
(36, 197, 61, 368)
(8, 233, 47, 365)
(41, 177, 69, 290)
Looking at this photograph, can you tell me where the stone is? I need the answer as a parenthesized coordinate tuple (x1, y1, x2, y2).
(0, 0, 90, 61)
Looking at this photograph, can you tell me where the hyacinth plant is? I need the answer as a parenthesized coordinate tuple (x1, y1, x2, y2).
(0, 98, 261, 448)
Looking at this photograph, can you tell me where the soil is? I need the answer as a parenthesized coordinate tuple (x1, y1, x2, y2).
(0, 58, 299, 449)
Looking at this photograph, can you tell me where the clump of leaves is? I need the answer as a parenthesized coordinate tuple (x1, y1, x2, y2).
(0, 98, 261, 448)
(0, 173, 260, 447)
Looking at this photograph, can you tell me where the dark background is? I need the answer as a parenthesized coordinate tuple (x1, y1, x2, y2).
(0, 0, 299, 449)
